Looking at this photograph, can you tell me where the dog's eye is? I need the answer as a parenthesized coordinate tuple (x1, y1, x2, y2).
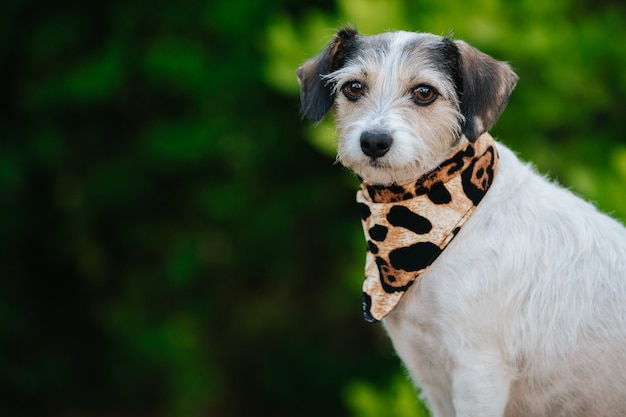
(342, 81, 365, 101)
(411, 85, 438, 105)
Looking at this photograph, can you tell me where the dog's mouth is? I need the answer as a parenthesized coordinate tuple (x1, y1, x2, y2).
(368, 158, 389, 169)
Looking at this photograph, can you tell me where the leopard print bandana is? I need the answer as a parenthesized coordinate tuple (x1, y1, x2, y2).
(356, 133, 499, 322)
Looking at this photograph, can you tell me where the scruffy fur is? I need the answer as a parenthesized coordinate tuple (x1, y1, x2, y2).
(297, 28, 626, 417)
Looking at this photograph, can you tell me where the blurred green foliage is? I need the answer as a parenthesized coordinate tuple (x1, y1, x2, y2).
(345, 375, 430, 417)
(1, 0, 625, 416)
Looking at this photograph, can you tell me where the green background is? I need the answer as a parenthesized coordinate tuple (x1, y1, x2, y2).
(2, 0, 625, 416)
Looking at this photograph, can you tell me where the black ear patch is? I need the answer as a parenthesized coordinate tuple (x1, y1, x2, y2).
(454, 40, 519, 141)
(296, 28, 360, 122)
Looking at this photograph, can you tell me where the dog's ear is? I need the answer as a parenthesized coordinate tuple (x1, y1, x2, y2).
(296, 28, 360, 122)
(454, 40, 519, 141)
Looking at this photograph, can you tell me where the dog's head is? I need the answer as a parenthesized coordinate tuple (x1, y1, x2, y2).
(297, 28, 518, 185)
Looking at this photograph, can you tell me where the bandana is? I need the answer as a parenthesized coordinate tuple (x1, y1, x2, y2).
(356, 133, 499, 322)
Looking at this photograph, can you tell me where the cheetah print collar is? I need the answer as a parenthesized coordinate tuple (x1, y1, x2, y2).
(356, 133, 499, 322)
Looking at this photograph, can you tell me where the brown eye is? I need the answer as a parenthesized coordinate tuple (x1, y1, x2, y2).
(411, 85, 438, 105)
(342, 81, 365, 101)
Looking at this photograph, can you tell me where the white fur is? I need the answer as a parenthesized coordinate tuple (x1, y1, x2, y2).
(328, 31, 626, 417)
(327, 32, 463, 184)
(384, 143, 626, 416)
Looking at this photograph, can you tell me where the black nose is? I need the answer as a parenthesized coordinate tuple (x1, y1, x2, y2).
(360, 131, 393, 158)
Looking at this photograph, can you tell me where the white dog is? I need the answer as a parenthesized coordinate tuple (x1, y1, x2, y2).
(297, 28, 626, 417)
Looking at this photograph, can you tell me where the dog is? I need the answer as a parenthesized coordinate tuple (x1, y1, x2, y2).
(297, 28, 626, 417)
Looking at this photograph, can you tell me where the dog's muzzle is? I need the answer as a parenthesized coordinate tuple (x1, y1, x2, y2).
(360, 130, 393, 158)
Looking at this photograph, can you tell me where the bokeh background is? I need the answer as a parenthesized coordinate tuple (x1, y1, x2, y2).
(2, 0, 626, 416)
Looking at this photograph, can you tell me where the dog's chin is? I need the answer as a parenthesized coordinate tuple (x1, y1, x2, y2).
(348, 159, 424, 186)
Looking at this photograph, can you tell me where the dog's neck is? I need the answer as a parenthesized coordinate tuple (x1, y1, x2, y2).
(357, 133, 499, 322)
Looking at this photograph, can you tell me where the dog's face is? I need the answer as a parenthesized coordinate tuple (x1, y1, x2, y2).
(297, 29, 518, 185)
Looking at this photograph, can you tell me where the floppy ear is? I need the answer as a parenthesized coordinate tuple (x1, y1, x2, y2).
(454, 40, 519, 141)
(296, 28, 360, 122)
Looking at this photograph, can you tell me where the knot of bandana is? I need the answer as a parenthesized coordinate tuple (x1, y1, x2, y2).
(356, 133, 499, 322)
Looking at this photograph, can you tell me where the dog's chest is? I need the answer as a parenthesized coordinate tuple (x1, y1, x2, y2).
(359, 134, 499, 322)
(382, 285, 455, 391)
